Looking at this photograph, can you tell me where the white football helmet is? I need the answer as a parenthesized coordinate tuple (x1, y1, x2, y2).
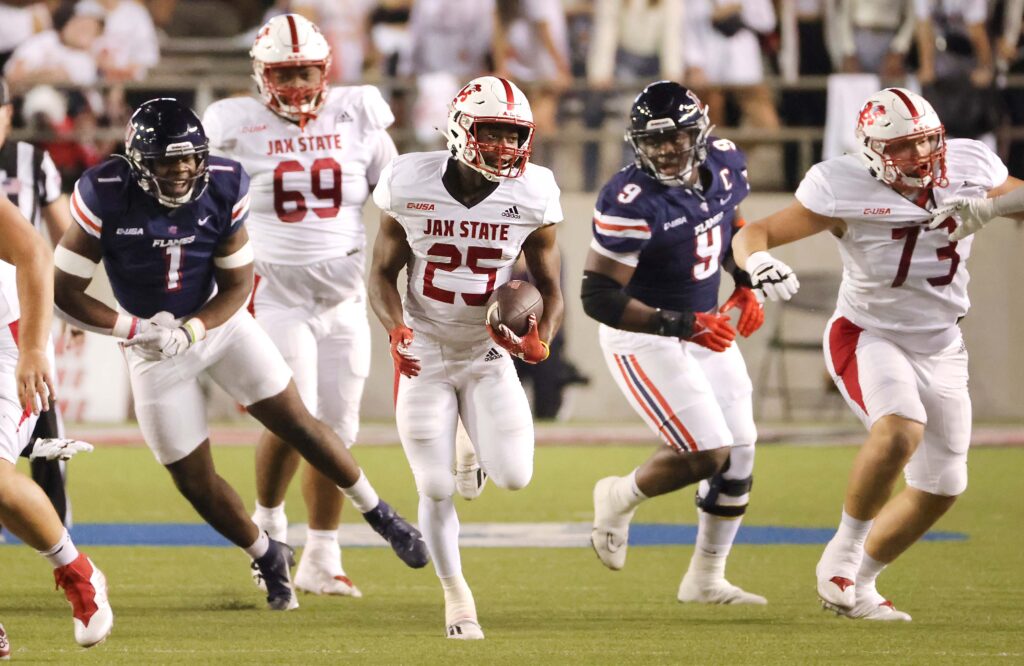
(855, 87, 947, 189)
(446, 76, 535, 181)
(251, 14, 331, 126)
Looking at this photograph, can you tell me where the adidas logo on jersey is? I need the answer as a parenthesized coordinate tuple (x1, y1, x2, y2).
(501, 205, 521, 219)
(335, 111, 354, 123)
(483, 347, 503, 362)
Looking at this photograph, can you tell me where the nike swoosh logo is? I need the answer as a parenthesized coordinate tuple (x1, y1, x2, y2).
(198, 215, 211, 226)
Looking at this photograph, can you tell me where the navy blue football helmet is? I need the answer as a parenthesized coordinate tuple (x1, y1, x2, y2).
(124, 98, 209, 207)
(626, 81, 712, 188)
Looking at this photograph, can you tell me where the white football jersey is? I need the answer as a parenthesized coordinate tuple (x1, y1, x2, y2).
(373, 151, 563, 344)
(796, 138, 1008, 353)
(203, 86, 397, 266)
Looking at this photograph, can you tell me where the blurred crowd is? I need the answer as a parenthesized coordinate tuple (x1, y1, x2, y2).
(1, 0, 1023, 192)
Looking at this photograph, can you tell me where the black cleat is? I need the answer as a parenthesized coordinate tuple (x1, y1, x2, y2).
(253, 538, 299, 610)
(362, 500, 430, 568)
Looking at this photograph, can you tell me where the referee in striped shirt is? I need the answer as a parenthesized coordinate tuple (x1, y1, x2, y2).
(0, 76, 77, 528)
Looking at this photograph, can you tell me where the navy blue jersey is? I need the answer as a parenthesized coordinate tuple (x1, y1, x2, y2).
(591, 138, 749, 313)
(70, 156, 251, 319)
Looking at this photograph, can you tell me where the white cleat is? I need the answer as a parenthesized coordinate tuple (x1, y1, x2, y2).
(677, 575, 768, 605)
(455, 463, 488, 501)
(815, 538, 862, 611)
(294, 558, 362, 598)
(446, 619, 485, 640)
(834, 589, 912, 621)
(590, 476, 636, 571)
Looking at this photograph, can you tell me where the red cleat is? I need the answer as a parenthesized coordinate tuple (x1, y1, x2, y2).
(54, 554, 113, 647)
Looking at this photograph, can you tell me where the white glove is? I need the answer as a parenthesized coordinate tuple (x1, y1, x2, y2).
(745, 251, 800, 302)
(29, 438, 94, 461)
(122, 312, 206, 361)
(929, 196, 995, 242)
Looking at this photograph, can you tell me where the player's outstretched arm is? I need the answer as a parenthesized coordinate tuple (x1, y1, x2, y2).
(732, 199, 840, 302)
(581, 249, 735, 352)
(522, 224, 564, 344)
(0, 196, 56, 414)
(929, 175, 1024, 241)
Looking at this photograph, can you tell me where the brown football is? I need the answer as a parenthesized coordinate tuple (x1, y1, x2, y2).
(485, 280, 543, 337)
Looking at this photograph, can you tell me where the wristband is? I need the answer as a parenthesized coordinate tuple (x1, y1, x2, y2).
(112, 314, 138, 339)
(654, 309, 695, 338)
(181, 317, 207, 344)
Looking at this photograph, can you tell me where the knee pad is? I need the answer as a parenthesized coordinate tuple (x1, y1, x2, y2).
(906, 461, 968, 497)
(695, 473, 753, 517)
(415, 469, 456, 501)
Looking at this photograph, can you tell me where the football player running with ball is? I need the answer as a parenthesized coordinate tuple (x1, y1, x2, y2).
(583, 81, 767, 606)
(53, 98, 427, 613)
(369, 76, 563, 640)
(734, 88, 1024, 620)
(203, 13, 397, 598)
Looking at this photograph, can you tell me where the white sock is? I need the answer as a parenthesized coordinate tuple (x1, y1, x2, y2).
(835, 509, 873, 547)
(611, 469, 648, 514)
(441, 573, 477, 625)
(39, 529, 79, 568)
(419, 495, 461, 578)
(244, 530, 270, 560)
(340, 471, 380, 514)
(305, 528, 341, 563)
(688, 512, 743, 581)
(856, 552, 887, 589)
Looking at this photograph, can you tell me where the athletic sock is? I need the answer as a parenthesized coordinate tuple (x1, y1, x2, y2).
(39, 529, 79, 568)
(305, 528, 342, 568)
(441, 573, 477, 626)
(340, 470, 380, 514)
(244, 530, 271, 560)
(835, 509, 873, 547)
(856, 552, 887, 590)
(610, 469, 647, 515)
(688, 512, 743, 581)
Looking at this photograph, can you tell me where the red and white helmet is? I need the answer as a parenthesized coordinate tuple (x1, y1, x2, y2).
(855, 87, 947, 189)
(446, 76, 535, 181)
(251, 14, 331, 126)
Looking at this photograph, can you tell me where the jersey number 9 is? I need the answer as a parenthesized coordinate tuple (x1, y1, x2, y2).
(273, 158, 342, 222)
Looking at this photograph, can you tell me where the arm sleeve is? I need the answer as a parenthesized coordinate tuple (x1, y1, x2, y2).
(795, 164, 838, 218)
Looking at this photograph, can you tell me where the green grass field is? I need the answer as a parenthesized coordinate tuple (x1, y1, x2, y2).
(2, 442, 1023, 664)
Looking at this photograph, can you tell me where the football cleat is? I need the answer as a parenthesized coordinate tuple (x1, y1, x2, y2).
(832, 588, 912, 621)
(362, 501, 430, 568)
(253, 539, 299, 611)
(250, 510, 288, 591)
(53, 553, 114, 647)
(677, 575, 768, 605)
(446, 619, 485, 640)
(455, 463, 488, 501)
(590, 476, 637, 571)
(815, 538, 862, 611)
(294, 556, 362, 598)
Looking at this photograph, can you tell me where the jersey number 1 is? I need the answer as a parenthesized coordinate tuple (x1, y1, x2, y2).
(273, 158, 342, 222)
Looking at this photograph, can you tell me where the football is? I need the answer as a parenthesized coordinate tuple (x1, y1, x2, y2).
(485, 280, 543, 337)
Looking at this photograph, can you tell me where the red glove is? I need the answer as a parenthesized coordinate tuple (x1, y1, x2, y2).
(719, 286, 765, 337)
(389, 325, 421, 377)
(685, 312, 736, 352)
(486, 314, 550, 364)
